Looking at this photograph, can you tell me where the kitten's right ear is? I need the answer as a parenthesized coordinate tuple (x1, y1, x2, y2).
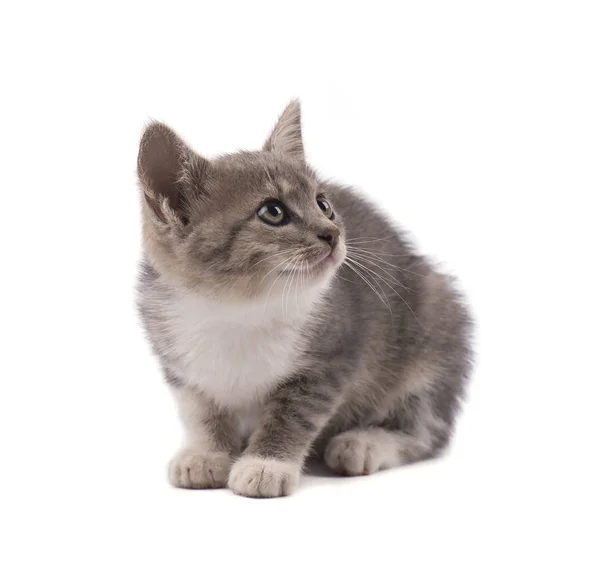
(137, 122, 209, 224)
(264, 100, 304, 162)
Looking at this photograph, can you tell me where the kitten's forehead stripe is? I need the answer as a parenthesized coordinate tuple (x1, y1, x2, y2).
(277, 178, 292, 193)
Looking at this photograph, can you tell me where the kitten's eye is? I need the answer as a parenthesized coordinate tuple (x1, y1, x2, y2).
(317, 197, 334, 219)
(257, 201, 287, 225)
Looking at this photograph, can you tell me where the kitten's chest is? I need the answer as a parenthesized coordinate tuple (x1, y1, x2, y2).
(165, 293, 306, 408)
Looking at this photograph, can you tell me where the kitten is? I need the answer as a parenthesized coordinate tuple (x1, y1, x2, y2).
(136, 101, 473, 498)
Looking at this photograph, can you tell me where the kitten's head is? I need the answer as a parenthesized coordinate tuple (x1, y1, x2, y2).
(137, 101, 346, 299)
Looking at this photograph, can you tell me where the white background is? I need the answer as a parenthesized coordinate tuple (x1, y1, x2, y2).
(1, 1, 599, 580)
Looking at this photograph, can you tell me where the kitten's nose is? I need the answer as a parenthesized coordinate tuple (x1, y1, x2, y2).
(318, 227, 340, 250)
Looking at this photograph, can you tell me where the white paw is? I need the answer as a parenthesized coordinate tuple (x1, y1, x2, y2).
(325, 431, 398, 476)
(168, 449, 231, 489)
(228, 456, 300, 498)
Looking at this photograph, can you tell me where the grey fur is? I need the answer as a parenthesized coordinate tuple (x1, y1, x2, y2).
(136, 100, 473, 497)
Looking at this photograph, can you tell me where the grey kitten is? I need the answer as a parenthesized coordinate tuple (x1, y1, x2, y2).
(136, 101, 473, 498)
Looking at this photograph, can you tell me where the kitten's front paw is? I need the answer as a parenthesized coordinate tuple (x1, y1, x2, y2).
(228, 456, 300, 498)
(168, 449, 231, 489)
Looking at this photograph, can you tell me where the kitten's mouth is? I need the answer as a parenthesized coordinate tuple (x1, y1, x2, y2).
(305, 246, 345, 273)
(319, 249, 337, 263)
(279, 245, 345, 278)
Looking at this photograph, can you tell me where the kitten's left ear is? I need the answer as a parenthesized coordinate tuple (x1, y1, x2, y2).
(263, 100, 304, 162)
(137, 122, 209, 225)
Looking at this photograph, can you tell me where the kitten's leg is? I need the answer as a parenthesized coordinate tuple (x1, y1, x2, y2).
(324, 393, 450, 476)
(169, 382, 241, 489)
(228, 374, 340, 498)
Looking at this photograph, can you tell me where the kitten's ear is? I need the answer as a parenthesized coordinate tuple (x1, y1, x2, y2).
(263, 100, 304, 162)
(137, 122, 209, 224)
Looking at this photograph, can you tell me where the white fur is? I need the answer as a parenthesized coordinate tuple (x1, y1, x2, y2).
(169, 449, 231, 489)
(228, 455, 300, 497)
(171, 387, 217, 448)
(234, 403, 264, 441)
(161, 284, 326, 411)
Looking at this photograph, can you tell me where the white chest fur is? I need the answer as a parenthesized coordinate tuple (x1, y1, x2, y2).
(162, 289, 319, 410)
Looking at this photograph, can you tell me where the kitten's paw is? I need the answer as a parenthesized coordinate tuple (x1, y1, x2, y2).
(168, 449, 231, 489)
(325, 430, 396, 476)
(228, 456, 300, 498)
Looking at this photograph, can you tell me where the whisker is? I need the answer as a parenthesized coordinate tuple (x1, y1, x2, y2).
(301, 259, 307, 302)
(346, 255, 401, 293)
(345, 234, 399, 244)
(343, 259, 392, 316)
(346, 251, 412, 292)
(287, 256, 301, 316)
(344, 257, 393, 308)
(258, 253, 299, 288)
(336, 273, 358, 284)
(345, 245, 413, 259)
(263, 255, 297, 316)
(252, 248, 298, 269)
(345, 247, 426, 278)
(282, 256, 296, 319)
(294, 258, 303, 312)
(346, 256, 422, 326)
